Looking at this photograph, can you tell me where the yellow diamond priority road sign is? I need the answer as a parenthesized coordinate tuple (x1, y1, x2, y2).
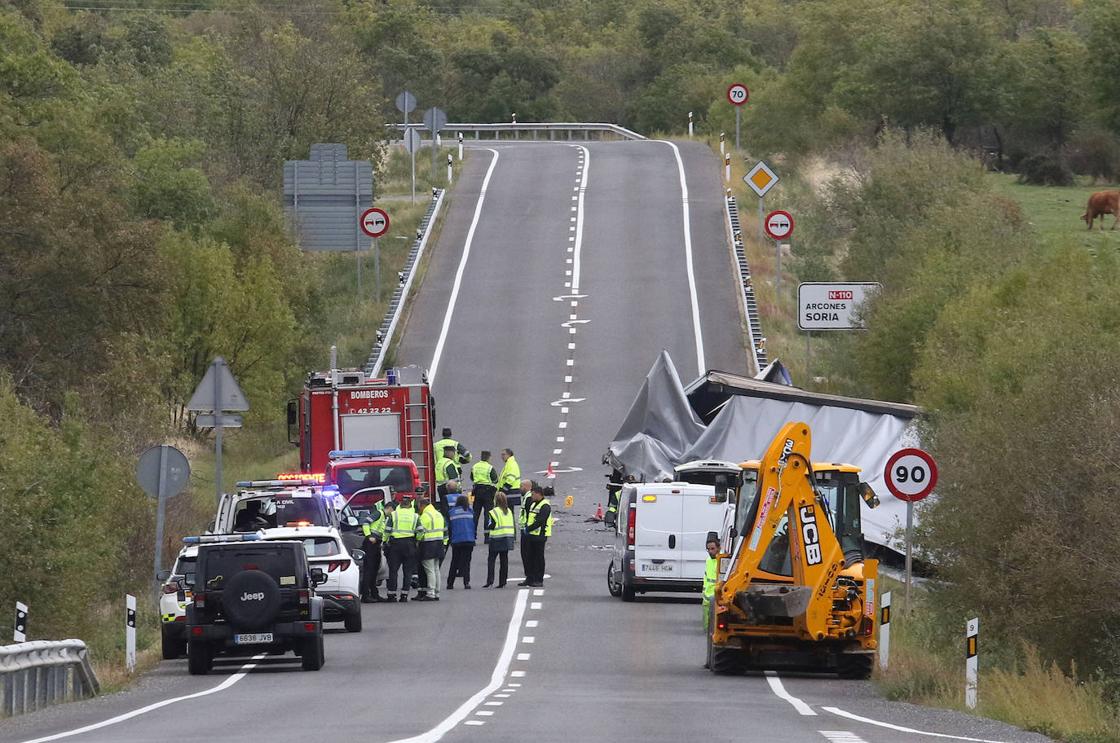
(744, 161, 779, 197)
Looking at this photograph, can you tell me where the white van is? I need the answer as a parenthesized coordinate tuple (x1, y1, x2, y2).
(606, 480, 731, 601)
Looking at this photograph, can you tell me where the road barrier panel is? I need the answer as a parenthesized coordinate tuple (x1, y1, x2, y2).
(723, 194, 768, 373)
(1, 640, 100, 718)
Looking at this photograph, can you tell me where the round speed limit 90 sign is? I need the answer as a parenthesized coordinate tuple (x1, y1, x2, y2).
(884, 448, 938, 502)
(727, 83, 749, 106)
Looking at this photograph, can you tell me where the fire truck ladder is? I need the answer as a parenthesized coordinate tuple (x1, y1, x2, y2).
(404, 386, 432, 485)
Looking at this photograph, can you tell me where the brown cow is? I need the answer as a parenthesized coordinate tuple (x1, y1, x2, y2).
(1082, 190, 1120, 230)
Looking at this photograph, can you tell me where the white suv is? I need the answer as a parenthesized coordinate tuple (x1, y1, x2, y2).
(158, 545, 198, 658)
(260, 527, 363, 632)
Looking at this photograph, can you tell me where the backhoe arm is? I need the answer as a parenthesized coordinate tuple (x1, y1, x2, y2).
(718, 422, 849, 640)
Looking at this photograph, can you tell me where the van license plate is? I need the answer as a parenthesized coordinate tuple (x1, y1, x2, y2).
(642, 563, 673, 573)
(233, 633, 273, 645)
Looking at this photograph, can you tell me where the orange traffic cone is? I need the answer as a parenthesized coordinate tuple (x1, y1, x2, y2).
(595, 502, 604, 520)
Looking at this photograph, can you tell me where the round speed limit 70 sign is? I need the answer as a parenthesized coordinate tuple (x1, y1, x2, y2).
(727, 83, 749, 106)
(884, 448, 938, 502)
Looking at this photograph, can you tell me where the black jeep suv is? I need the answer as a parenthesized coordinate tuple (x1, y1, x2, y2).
(185, 539, 327, 674)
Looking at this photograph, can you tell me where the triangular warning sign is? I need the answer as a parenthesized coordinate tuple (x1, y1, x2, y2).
(186, 357, 250, 412)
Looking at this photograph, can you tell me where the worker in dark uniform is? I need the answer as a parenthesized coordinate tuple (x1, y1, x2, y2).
(520, 483, 552, 587)
(435, 445, 460, 522)
(470, 450, 499, 540)
(434, 428, 471, 466)
(384, 496, 418, 603)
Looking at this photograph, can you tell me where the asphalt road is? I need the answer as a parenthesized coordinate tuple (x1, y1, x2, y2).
(3, 141, 1049, 743)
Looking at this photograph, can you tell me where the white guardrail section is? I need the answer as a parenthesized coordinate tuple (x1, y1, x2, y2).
(724, 193, 768, 374)
(1, 640, 100, 717)
(398, 122, 646, 142)
(365, 188, 447, 377)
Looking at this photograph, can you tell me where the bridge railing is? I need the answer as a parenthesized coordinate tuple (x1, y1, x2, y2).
(724, 193, 768, 374)
(396, 122, 646, 142)
(1, 640, 100, 718)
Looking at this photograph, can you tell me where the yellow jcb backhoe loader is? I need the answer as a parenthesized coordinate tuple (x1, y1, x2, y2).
(707, 421, 880, 678)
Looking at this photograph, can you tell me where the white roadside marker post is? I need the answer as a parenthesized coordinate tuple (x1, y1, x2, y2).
(688, 111, 694, 138)
(447, 153, 453, 184)
(724, 153, 731, 182)
(966, 617, 979, 709)
(720, 131, 726, 155)
(14, 601, 28, 642)
(458, 132, 463, 161)
(126, 594, 137, 673)
(879, 591, 891, 671)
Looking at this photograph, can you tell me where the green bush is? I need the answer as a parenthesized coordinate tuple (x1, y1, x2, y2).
(1017, 152, 1075, 185)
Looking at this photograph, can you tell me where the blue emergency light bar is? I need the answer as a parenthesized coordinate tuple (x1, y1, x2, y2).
(328, 449, 402, 460)
(183, 533, 261, 544)
(235, 479, 320, 488)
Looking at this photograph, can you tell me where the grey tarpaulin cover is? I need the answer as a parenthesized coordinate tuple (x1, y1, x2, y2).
(606, 351, 921, 550)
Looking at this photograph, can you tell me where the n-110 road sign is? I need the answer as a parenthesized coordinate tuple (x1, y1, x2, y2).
(727, 83, 749, 106)
(360, 207, 390, 238)
(884, 448, 938, 502)
(797, 282, 880, 331)
(764, 210, 794, 241)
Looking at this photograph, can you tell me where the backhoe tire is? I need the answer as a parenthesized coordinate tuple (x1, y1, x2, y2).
(607, 562, 622, 598)
(838, 654, 872, 680)
(706, 604, 745, 675)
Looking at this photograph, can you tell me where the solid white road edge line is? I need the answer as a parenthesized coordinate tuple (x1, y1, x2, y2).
(822, 708, 1008, 743)
(387, 588, 530, 743)
(20, 655, 267, 743)
(764, 671, 817, 716)
(428, 147, 500, 385)
(655, 140, 706, 375)
(569, 145, 590, 292)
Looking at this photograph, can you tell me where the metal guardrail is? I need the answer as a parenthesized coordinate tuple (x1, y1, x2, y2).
(397, 122, 646, 142)
(364, 188, 446, 376)
(1, 640, 100, 718)
(725, 194, 768, 373)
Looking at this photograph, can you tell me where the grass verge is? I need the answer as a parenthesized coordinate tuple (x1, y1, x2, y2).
(877, 580, 1120, 742)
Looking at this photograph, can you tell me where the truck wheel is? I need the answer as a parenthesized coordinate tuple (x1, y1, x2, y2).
(161, 625, 186, 660)
(607, 562, 622, 598)
(621, 573, 635, 602)
(344, 607, 363, 633)
(187, 640, 213, 675)
(838, 655, 872, 680)
(302, 634, 325, 671)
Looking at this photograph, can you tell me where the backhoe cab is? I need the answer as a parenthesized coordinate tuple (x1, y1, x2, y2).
(708, 421, 879, 678)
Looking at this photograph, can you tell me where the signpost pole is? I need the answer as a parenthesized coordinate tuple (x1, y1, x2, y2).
(356, 246, 362, 296)
(758, 195, 765, 246)
(805, 330, 811, 379)
(735, 106, 741, 151)
(373, 236, 381, 302)
(775, 239, 782, 291)
(214, 369, 223, 508)
(410, 134, 416, 204)
(431, 129, 437, 186)
(905, 500, 914, 612)
(153, 445, 168, 588)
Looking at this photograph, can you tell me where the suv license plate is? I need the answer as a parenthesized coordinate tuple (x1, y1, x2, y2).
(233, 633, 274, 645)
(642, 563, 674, 573)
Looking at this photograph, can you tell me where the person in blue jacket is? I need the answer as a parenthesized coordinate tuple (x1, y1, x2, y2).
(447, 495, 475, 589)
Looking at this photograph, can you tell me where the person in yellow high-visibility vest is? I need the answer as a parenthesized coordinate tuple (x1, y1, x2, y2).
(415, 498, 446, 601)
(484, 492, 516, 588)
(702, 535, 720, 631)
(470, 451, 499, 541)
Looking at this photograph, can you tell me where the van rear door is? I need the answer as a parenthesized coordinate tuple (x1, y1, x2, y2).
(634, 488, 683, 580)
(681, 485, 727, 580)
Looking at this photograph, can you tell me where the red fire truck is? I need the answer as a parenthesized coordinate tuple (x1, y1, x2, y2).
(287, 364, 436, 494)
